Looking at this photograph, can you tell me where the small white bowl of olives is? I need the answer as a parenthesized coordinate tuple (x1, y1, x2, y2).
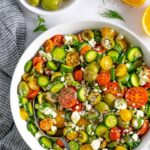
(19, 0, 78, 15)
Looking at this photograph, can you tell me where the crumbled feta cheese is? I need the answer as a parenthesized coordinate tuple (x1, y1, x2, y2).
(114, 99, 127, 110)
(88, 39, 96, 47)
(91, 139, 101, 150)
(139, 69, 150, 86)
(75, 126, 80, 131)
(51, 126, 57, 132)
(132, 119, 139, 128)
(71, 111, 80, 124)
(102, 149, 108, 150)
(132, 134, 139, 141)
(39, 51, 52, 61)
(61, 76, 65, 82)
(86, 104, 92, 111)
(35, 131, 43, 140)
(64, 35, 73, 45)
(41, 107, 57, 118)
(136, 110, 144, 118)
(80, 55, 84, 62)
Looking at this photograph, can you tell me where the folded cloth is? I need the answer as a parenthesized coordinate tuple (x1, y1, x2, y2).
(0, 0, 30, 149)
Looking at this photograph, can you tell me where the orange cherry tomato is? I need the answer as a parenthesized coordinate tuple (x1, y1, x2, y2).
(105, 82, 124, 97)
(138, 120, 149, 135)
(58, 87, 77, 108)
(44, 39, 54, 52)
(125, 87, 148, 108)
(40, 118, 53, 131)
(110, 127, 121, 141)
(97, 71, 110, 86)
(74, 69, 83, 82)
(51, 35, 64, 47)
(72, 101, 83, 112)
(27, 88, 40, 99)
(80, 45, 91, 55)
(32, 56, 43, 66)
(56, 139, 65, 148)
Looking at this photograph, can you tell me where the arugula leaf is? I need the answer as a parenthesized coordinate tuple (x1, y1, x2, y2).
(33, 16, 47, 32)
(100, 9, 125, 22)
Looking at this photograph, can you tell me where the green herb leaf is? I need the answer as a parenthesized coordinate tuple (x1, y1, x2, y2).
(33, 16, 47, 32)
(100, 9, 125, 22)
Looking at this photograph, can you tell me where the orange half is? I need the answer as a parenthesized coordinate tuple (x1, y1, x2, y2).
(122, 0, 145, 7)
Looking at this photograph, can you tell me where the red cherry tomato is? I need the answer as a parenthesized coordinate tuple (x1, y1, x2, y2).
(32, 56, 43, 66)
(56, 139, 65, 148)
(138, 120, 149, 135)
(51, 35, 64, 47)
(94, 45, 106, 53)
(110, 127, 121, 141)
(74, 69, 83, 82)
(97, 71, 110, 86)
(72, 101, 83, 112)
(27, 88, 40, 99)
(143, 82, 150, 89)
(125, 87, 148, 108)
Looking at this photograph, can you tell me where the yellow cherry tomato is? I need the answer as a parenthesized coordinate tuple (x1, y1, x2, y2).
(115, 146, 127, 150)
(80, 144, 93, 150)
(66, 130, 78, 140)
(119, 109, 132, 122)
(116, 64, 127, 77)
(55, 110, 65, 128)
(20, 108, 29, 120)
(100, 56, 113, 71)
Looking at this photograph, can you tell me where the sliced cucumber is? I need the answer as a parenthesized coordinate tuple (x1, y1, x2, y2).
(52, 47, 66, 62)
(69, 141, 79, 150)
(39, 136, 53, 149)
(117, 73, 130, 84)
(27, 122, 38, 135)
(130, 73, 139, 87)
(47, 61, 57, 71)
(37, 110, 46, 120)
(77, 87, 86, 102)
(60, 64, 73, 73)
(126, 62, 135, 72)
(85, 50, 97, 63)
(110, 67, 115, 81)
(50, 81, 64, 93)
(126, 47, 142, 62)
(38, 75, 49, 87)
(26, 102, 33, 116)
(118, 54, 126, 64)
(104, 114, 117, 128)
(95, 124, 108, 137)
(19, 97, 28, 106)
(107, 50, 119, 63)
(95, 102, 109, 113)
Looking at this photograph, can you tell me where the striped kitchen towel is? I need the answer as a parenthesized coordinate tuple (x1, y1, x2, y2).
(0, 0, 30, 149)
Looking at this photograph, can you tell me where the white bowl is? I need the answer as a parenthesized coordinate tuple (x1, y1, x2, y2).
(19, 0, 79, 15)
(10, 20, 150, 150)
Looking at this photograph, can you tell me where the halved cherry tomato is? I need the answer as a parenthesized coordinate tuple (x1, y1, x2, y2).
(74, 69, 83, 82)
(58, 87, 77, 108)
(94, 45, 106, 53)
(72, 101, 83, 112)
(56, 139, 65, 148)
(137, 120, 149, 135)
(27, 88, 40, 99)
(40, 118, 53, 131)
(32, 56, 43, 66)
(143, 82, 150, 89)
(51, 35, 64, 47)
(105, 82, 124, 97)
(110, 127, 121, 141)
(125, 87, 148, 108)
(80, 45, 91, 55)
(35, 62, 44, 74)
(44, 39, 54, 52)
(97, 71, 110, 86)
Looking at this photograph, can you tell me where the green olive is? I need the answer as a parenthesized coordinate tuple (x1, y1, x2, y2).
(95, 102, 109, 113)
(103, 93, 115, 107)
(88, 92, 101, 105)
(101, 37, 115, 50)
(27, 0, 40, 6)
(18, 81, 29, 97)
(81, 29, 94, 41)
(42, 0, 61, 10)
(78, 131, 88, 143)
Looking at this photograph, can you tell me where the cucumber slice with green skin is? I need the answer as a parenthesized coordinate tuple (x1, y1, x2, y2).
(95, 102, 109, 113)
(85, 50, 97, 63)
(104, 114, 117, 128)
(145, 104, 150, 118)
(118, 54, 126, 64)
(38, 75, 49, 87)
(130, 73, 139, 87)
(19, 97, 28, 105)
(39, 136, 53, 149)
(60, 64, 73, 73)
(69, 141, 79, 150)
(126, 62, 135, 72)
(50, 81, 64, 93)
(95, 124, 108, 137)
(26, 102, 33, 116)
(107, 50, 119, 63)
(78, 131, 88, 143)
(126, 47, 143, 62)
(117, 73, 130, 84)
(37, 110, 46, 120)
(77, 87, 86, 102)
(114, 42, 122, 54)
(110, 67, 115, 81)
(46, 61, 57, 71)
(24, 60, 32, 73)
(27, 122, 38, 136)
(52, 47, 66, 62)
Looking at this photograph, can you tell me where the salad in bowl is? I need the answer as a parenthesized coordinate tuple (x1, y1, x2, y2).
(16, 25, 150, 150)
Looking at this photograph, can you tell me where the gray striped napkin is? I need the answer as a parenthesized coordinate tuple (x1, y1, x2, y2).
(0, 0, 30, 149)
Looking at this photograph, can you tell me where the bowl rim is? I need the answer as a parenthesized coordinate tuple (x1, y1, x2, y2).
(18, 0, 79, 15)
(10, 19, 150, 149)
